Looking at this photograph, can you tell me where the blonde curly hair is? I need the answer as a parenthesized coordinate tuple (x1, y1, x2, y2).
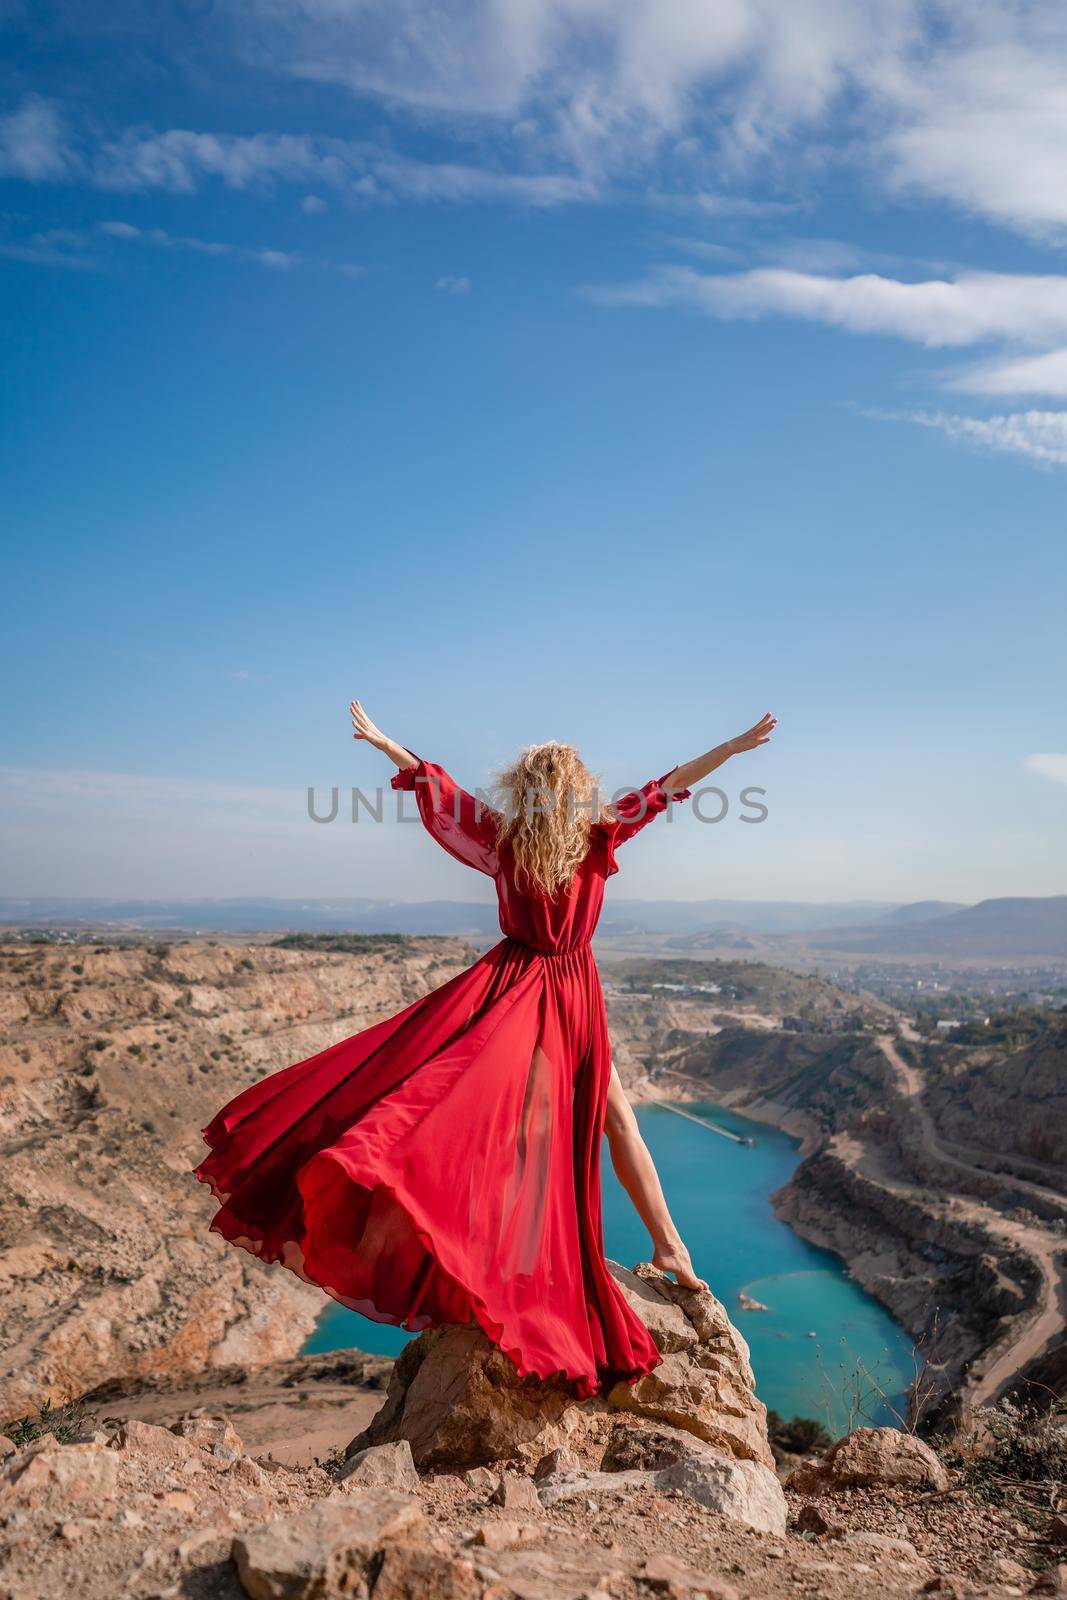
(493, 742, 610, 897)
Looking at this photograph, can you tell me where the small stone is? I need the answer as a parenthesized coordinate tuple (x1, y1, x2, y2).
(113, 1419, 199, 1467)
(463, 1466, 498, 1494)
(794, 1502, 844, 1538)
(338, 1440, 420, 1494)
(1, 1442, 119, 1503)
(467, 1519, 543, 1552)
(0, 1437, 17, 1460)
(373, 1542, 482, 1599)
(490, 1472, 541, 1513)
(230, 1456, 272, 1490)
(835, 1531, 924, 1565)
(640, 1551, 739, 1599)
(655, 1454, 787, 1537)
(232, 1490, 426, 1599)
(786, 1427, 950, 1495)
(172, 1416, 245, 1455)
(532, 1446, 580, 1481)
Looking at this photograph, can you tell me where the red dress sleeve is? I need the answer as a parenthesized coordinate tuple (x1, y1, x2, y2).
(597, 771, 692, 878)
(391, 758, 500, 876)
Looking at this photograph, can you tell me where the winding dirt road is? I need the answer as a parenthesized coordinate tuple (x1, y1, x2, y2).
(874, 1033, 1066, 1405)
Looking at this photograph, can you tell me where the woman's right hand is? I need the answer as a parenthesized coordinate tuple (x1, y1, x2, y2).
(350, 699, 386, 749)
(727, 712, 777, 755)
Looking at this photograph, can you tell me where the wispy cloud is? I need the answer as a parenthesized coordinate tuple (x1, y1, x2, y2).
(3, 108, 594, 210)
(588, 266, 1067, 349)
(98, 220, 358, 276)
(874, 409, 1067, 468)
(1026, 754, 1067, 787)
(436, 274, 472, 294)
(0, 225, 100, 270)
(945, 348, 1067, 399)
(0, 96, 75, 182)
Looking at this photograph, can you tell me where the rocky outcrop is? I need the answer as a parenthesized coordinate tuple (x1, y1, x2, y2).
(786, 1426, 951, 1494)
(347, 1260, 786, 1536)
(0, 938, 472, 1422)
(607, 1264, 775, 1467)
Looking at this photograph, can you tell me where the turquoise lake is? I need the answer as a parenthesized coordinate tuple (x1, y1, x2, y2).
(302, 1101, 914, 1433)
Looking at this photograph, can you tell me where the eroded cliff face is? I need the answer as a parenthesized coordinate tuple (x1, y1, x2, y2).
(0, 938, 473, 1423)
(773, 1147, 1041, 1406)
(923, 1022, 1067, 1179)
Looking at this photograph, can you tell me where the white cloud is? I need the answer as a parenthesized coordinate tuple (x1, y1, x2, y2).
(881, 29, 1067, 235)
(1026, 754, 1067, 787)
(301, 194, 326, 214)
(9, 7, 1067, 241)
(255, 247, 295, 269)
(84, 125, 592, 208)
(224, 0, 912, 177)
(591, 267, 1067, 349)
(436, 274, 472, 294)
(0, 225, 98, 269)
(884, 409, 1067, 468)
(97, 220, 358, 276)
(213, 1, 1067, 236)
(945, 348, 1067, 399)
(0, 96, 75, 181)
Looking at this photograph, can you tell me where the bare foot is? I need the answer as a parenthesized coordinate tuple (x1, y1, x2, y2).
(651, 1244, 707, 1291)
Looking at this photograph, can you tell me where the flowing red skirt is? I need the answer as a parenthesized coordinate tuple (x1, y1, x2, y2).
(195, 937, 660, 1396)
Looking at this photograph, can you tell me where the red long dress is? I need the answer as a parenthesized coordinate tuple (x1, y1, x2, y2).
(195, 758, 691, 1397)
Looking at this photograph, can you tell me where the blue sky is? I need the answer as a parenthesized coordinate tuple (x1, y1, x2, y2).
(2, 1, 1065, 904)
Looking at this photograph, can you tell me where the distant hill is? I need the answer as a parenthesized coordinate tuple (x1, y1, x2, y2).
(4, 894, 1064, 959)
(0, 895, 900, 937)
(881, 900, 968, 924)
(0, 896, 502, 936)
(810, 896, 1067, 959)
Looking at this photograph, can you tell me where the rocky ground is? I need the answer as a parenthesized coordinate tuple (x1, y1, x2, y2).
(2, 1264, 1063, 1600)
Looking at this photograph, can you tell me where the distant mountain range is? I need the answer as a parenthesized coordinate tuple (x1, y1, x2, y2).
(2, 894, 1064, 958)
(806, 896, 1067, 959)
(0, 895, 928, 937)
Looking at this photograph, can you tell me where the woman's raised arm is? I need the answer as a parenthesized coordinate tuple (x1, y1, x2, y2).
(351, 699, 499, 876)
(662, 711, 777, 793)
(350, 700, 418, 771)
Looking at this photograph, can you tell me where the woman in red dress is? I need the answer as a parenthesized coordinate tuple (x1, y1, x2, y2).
(196, 706, 776, 1397)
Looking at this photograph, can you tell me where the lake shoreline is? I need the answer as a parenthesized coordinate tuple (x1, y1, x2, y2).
(305, 1090, 917, 1431)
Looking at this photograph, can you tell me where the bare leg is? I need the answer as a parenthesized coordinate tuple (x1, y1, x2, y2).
(604, 1063, 707, 1290)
